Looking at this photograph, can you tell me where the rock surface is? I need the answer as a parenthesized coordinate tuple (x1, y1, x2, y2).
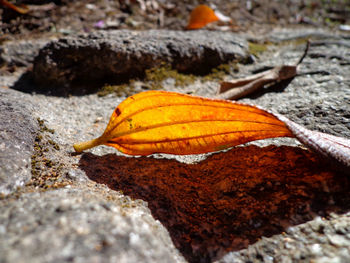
(32, 30, 249, 95)
(217, 213, 350, 263)
(1, 27, 350, 263)
(0, 88, 39, 196)
(0, 186, 186, 263)
(0, 39, 49, 67)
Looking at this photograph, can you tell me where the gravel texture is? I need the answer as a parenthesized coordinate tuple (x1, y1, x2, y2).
(1, 28, 350, 263)
(32, 30, 249, 95)
(0, 88, 39, 196)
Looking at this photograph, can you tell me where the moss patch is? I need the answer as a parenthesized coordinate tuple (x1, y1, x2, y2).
(98, 84, 135, 97)
(145, 64, 196, 88)
(248, 38, 310, 59)
(0, 119, 70, 200)
(97, 62, 243, 97)
(248, 42, 269, 57)
(202, 62, 239, 82)
(28, 118, 70, 190)
(98, 64, 196, 97)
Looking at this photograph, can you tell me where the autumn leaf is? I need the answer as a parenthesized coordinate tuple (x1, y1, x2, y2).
(74, 90, 294, 155)
(186, 5, 220, 30)
(74, 90, 350, 169)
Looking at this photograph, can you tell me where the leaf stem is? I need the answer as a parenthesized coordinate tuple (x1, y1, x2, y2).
(73, 136, 105, 153)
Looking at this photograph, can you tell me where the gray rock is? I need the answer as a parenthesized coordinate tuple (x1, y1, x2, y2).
(0, 88, 39, 196)
(216, 214, 350, 263)
(0, 186, 186, 263)
(0, 39, 49, 67)
(238, 33, 350, 138)
(266, 28, 347, 43)
(32, 30, 249, 95)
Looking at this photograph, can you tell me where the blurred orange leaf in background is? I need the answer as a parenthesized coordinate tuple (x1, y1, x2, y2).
(186, 5, 220, 30)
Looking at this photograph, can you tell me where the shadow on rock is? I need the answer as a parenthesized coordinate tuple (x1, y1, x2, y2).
(10, 70, 105, 97)
(79, 145, 350, 263)
(248, 78, 295, 100)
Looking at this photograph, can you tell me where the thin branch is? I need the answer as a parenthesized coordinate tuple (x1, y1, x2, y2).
(296, 40, 310, 66)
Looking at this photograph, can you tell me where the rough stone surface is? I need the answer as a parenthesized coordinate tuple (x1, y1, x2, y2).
(0, 88, 39, 196)
(234, 31, 350, 138)
(1, 28, 350, 263)
(32, 30, 249, 95)
(0, 39, 49, 67)
(0, 186, 186, 263)
(257, 27, 348, 43)
(216, 213, 350, 263)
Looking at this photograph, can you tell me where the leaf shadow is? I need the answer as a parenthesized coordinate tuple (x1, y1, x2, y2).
(79, 145, 350, 263)
(10, 71, 103, 97)
(247, 78, 294, 100)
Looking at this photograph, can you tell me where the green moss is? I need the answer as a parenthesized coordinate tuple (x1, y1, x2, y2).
(27, 118, 70, 191)
(0, 119, 68, 200)
(145, 65, 172, 83)
(275, 37, 310, 48)
(37, 118, 44, 127)
(97, 62, 246, 97)
(36, 117, 55, 134)
(98, 64, 196, 97)
(48, 139, 60, 150)
(144, 64, 196, 88)
(248, 42, 268, 57)
(249, 39, 310, 59)
(202, 62, 239, 82)
(98, 84, 135, 97)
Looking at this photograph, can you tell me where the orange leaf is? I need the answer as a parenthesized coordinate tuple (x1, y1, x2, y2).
(73, 91, 294, 155)
(186, 5, 219, 30)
